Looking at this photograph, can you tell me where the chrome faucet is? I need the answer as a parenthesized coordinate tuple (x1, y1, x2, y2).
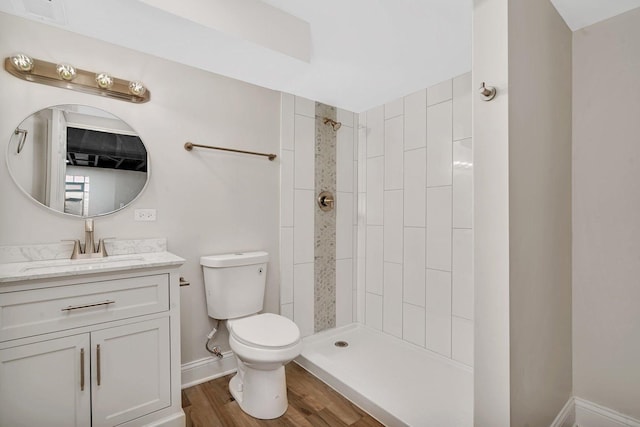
(67, 219, 109, 259)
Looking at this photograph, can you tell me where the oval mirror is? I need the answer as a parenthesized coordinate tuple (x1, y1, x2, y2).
(6, 105, 148, 217)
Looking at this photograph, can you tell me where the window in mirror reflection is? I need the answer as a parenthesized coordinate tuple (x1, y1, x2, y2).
(65, 175, 90, 216)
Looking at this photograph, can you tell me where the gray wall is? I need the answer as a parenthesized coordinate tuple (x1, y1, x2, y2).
(0, 13, 281, 366)
(473, 0, 573, 425)
(508, 0, 573, 425)
(573, 7, 640, 420)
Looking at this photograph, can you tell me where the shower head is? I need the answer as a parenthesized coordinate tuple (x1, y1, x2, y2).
(323, 117, 342, 131)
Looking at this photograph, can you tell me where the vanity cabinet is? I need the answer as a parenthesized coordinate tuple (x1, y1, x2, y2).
(0, 333, 91, 427)
(91, 318, 170, 427)
(0, 262, 184, 427)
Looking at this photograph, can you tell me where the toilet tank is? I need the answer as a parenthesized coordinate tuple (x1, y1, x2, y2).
(200, 251, 269, 319)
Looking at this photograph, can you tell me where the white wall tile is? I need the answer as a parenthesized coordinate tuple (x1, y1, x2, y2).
(366, 156, 384, 225)
(356, 216, 367, 324)
(294, 189, 315, 264)
(352, 290, 358, 323)
(281, 303, 293, 321)
(337, 192, 354, 260)
(294, 115, 315, 190)
(357, 192, 366, 227)
(295, 96, 315, 118)
(280, 227, 294, 304)
(425, 268, 452, 354)
(453, 229, 474, 320)
(358, 128, 367, 193)
(427, 79, 452, 106)
(336, 259, 354, 327)
(383, 190, 403, 264)
(367, 106, 384, 158)
(404, 148, 427, 227)
(337, 109, 354, 128)
(452, 316, 473, 366)
(384, 115, 404, 190)
(280, 149, 294, 227)
(352, 226, 358, 280)
(383, 262, 403, 338)
(366, 226, 384, 295)
(426, 187, 452, 271)
(337, 126, 354, 193)
(453, 72, 472, 141)
(426, 269, 451, 316)
(404, 89, 427, 151)
(353, 181, 359, 225)
(403, 227, 426, 306)
(403, 303, 425, 347)
(453, 138, 473, 229)
(365, 293, 383, 330)
(426, 312, 451, 357)
(357, 138, 367, 193)
(358, 112, 367, 127)
(353, 125, 359, 159)
(281, 93, 294, 151)
(427, 101, 453, 187)
(385, 97, 404, 119)
(294, 262, 314, 337)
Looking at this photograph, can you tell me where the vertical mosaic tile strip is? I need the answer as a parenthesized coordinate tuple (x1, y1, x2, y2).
(314, 102, 337, 332)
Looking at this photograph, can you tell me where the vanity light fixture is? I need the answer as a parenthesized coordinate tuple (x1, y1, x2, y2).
(4, 53, 150, 103)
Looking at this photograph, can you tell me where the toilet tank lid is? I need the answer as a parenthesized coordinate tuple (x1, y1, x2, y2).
(200, 251, 269, 267)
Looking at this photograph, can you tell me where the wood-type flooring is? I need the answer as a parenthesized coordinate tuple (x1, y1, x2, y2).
(182, 362, 384, 427)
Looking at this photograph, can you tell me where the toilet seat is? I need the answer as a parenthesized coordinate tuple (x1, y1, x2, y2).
(228, 313, 300, 349)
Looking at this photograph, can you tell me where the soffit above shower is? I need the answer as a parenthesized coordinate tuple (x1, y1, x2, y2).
(2, 0, 637, 112)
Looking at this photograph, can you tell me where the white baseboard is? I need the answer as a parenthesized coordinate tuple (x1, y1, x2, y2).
(574, 397, 640, 427)
(550, 397, 575, 427)
(181, 351, 237, 389)
(551, 396, 640, 427)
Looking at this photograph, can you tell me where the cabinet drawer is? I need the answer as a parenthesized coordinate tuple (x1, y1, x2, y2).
(0, 274, 169, 342)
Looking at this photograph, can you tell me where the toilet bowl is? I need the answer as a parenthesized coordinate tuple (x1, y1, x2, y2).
(226, 313, 301, 419)
(200, 252, 302, 419)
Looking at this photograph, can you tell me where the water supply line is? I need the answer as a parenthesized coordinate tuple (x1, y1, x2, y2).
(205, 319, 223, 359)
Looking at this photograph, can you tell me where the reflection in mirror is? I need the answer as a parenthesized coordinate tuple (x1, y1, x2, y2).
(6, 105, 149, 217)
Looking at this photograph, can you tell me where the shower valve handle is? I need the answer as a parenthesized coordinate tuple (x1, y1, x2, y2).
(317, 191, 335, 211)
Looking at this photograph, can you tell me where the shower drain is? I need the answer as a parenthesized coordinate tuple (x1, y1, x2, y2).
(334, 340, 349, 348)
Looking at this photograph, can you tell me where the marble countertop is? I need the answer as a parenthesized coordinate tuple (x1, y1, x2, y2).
(0, 238, 185, 283)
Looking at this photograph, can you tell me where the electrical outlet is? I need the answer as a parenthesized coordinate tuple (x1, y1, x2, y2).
(134, 209, 156, 221)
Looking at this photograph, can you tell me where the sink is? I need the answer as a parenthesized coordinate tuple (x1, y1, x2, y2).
(19, 255, 145, 272)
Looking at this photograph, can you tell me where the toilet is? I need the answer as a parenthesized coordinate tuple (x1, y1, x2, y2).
(200, 251, 301, 419)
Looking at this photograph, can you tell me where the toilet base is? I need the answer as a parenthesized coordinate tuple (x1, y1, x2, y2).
(228, 359, 289, 419)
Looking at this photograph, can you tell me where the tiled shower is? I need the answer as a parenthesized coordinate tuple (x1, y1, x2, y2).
(280, 72, 473, 367)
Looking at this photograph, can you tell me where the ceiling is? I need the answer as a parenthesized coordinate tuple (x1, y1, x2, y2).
(2, 0, 639, 112)
(550, 0, 640, 31)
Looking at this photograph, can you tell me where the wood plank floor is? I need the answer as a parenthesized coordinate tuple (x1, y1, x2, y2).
(182, 362, 384, 427)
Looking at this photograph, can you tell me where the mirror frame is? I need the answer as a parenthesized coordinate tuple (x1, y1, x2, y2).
(6, 104, 151, 218)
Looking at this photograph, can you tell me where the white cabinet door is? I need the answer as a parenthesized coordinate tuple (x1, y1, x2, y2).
(91, 317, 170, 427)
(0, 334, 91, 427)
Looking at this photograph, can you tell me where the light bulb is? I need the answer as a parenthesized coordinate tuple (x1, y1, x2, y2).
(56, 63, 76, 81)
(128, 81, 146, 96)
(10, 54, 34, 72)
(95, 73, 114, 89)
